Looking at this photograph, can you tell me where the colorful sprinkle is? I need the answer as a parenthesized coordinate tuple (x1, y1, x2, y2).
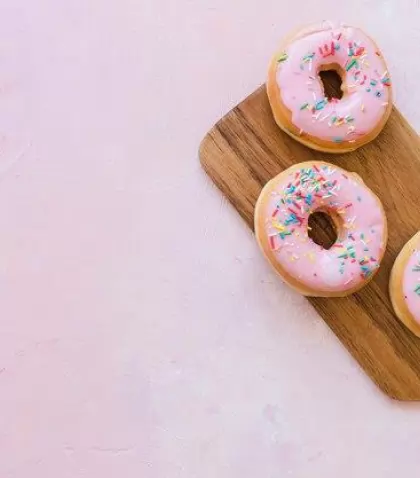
(315, 98, 328, 110)
(277, 52, 288, 63)
(381, 77, 391, 87)
(319, 42, 336, 58)
(269, 236, 276, 250)
(302, 52, 315, 63)
(346, 58, 358, 72)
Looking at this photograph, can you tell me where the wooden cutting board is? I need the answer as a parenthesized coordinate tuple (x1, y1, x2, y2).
(199, 84, 420, 400)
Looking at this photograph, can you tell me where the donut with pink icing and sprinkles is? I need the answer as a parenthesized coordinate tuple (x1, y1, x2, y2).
(255, 161, 387, 297)
(390, 232, 420, 338)
(267, 22, 392, 153)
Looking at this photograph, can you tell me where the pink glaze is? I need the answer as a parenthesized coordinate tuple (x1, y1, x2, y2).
(401, 239, 420, 323)
(263, 163, 386, 293)
(275, 22, 391, 144)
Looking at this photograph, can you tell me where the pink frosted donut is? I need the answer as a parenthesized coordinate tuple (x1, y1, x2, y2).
(390, 232, 420, 337)
(255, 162, 387, 297)
(267, 22, 393, 153)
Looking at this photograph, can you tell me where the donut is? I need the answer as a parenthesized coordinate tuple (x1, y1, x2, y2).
(267, 22, 392, 153)
(254, 162, 387, 297)
(390, 232, 420, 337)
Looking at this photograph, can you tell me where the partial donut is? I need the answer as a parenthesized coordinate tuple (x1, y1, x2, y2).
(390, 232, 420, 337)
(255, 161, 387, 297)
(267, 22, 392, 153)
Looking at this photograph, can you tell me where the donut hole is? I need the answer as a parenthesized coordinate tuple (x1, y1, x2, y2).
(308, 211, 339, 250)
(318, 66, 343, 100)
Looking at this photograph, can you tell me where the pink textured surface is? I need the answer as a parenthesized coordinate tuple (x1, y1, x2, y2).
(1, 1, 420, 476)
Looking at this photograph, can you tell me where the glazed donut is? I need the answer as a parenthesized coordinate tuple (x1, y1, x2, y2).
(390, 232, 420, 337)
(254, 162, 387, 297)
(267, 22, 392, 153)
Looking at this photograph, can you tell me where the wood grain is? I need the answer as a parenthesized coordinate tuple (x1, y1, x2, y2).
(199, 85, 420, 400)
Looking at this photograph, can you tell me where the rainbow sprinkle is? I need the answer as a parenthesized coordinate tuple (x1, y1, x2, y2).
(315, 99, 328, 110)
(346, 58, 358, 72)
(381, 77, 391, 86)
(277, 52, 288, 63)
(302, 52, 315, 63)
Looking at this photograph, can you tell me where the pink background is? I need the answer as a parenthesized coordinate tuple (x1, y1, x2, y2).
(1, 1, 420, 476)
